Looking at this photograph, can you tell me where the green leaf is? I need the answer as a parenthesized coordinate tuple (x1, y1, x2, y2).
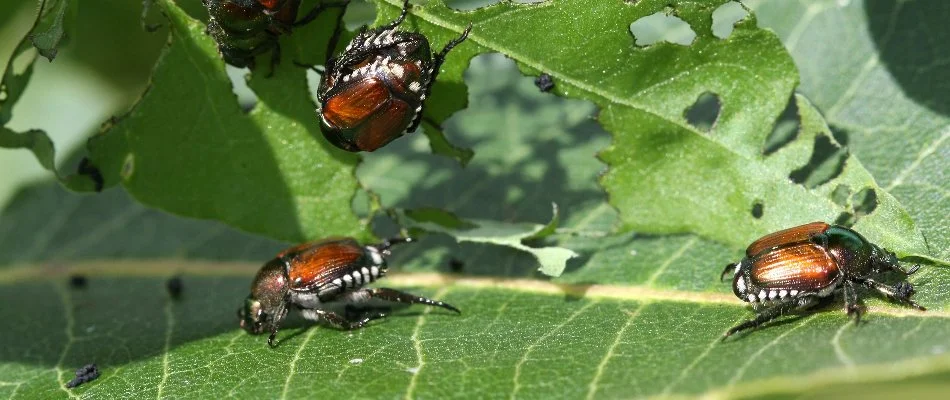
(27, 0, 70, 61)
(85, 0, 364, 243)
(3, 0, 949, 398)
(1, 179, 949, 398)
(751, 0, 950, 262)
(399, 203, 577, 277)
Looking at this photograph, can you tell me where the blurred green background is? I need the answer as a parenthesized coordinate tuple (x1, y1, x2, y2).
(0, 0, 748, 210)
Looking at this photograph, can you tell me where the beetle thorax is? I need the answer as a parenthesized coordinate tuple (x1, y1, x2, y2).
(250, 258, 290, 312)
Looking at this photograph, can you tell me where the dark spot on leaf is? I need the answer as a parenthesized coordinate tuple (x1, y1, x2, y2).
(852, 187, 878, 217)
(763, 95, 800, 155)
(65, 363, 99, 388)
(831, 184, 851, 207)
(167, 275, 183, 299)
(629, 10, 696, 46)
(69, 274, 87, 289)
(684, 92, 721, 132)
(788, 135, 847, 189)
(835, 212, 856, 227)
(712, 1, 749, 39)
(535, 73, 554, 92)
(750, 200, 763, 219)
(448, 258, 465, 273)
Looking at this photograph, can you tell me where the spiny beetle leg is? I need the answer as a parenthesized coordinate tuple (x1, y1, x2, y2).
(858, 277, 926, 311)
(302, 308, 387, 330)
(295, 0, 351, 27)
(723, 296, 817, 340)
(406, 23, 472, 134)
(843, 281, 864, 324)
(368, 288, 461, 314)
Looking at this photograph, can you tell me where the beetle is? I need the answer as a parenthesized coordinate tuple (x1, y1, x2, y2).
(238, 236, 460, 347)
(720, 221, 924, 338)
(203, 0, 343, 71)
(317, 0, 472, 152)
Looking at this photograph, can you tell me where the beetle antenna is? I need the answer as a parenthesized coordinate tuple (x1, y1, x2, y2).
(906, 263, 921, 275)
(720, 263, 736, 282)
(373, 237, 413, 255)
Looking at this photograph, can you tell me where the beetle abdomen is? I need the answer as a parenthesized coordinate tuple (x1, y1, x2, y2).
(750, 242, 840, 291)
(745, 221, 829, 257)
(319, 265, 385, 298)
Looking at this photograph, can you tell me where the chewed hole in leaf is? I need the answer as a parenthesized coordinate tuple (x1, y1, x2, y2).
(711, 1, 749, 39)
(629, 10, 696, 46)
(835, 212, 856, 227)
(831, 184, 851, 207)
(342, 0, 377, 28)
(763, 95, 800, 155)
(225, 66, 258, 113)
(684, 91, 721, 132)
(788, 134, 847, 189)
(750, 200, 763, 219)
(852, 187, 878, 217)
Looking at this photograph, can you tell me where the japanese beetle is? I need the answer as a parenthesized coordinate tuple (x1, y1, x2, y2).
(203, 0, 342, 70)
(721, 221, 924, 337)
(238, 236, 460, 347)
(317, 0, 472, 152)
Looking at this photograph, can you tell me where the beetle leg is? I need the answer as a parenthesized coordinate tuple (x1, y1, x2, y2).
(723, 296, 818, 339)
(295, 0, 351, 27)
(843, 281, 864, 324)
(405, 23, 472, 133)
(267, 301, 290, 348)
(267, 42, 281, 78)
(300, 308, 387, 330)
(379, 0, 411, 32)
(857, 277, 926, 311)
(363, 288, 462, 314)
(322, 1, 349, 67)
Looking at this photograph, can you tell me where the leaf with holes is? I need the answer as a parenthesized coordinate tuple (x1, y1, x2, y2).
(752, 0, 950, 262)
(398, 204, 577, 277)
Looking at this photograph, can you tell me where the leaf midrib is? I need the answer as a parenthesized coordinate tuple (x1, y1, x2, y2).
(2, 260, 943, 318)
